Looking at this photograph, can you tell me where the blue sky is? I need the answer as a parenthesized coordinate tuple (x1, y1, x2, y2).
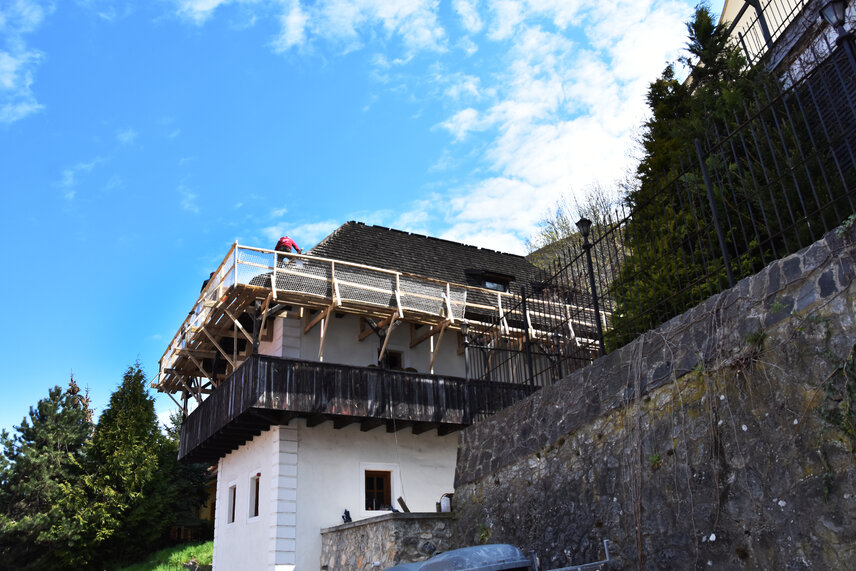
(0, 0, 723, 432)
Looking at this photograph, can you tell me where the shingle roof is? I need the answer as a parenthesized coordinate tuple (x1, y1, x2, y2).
(308, 221, 540, 292)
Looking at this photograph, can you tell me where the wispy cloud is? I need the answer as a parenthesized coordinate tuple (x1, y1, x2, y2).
(272, 0, 446, 55)
(260, 220, 339, 249)
(116, 127, 138, 144)
(172, 0, 697, 253)
(0, 0, 51, 124)
(57, 158, 103, 200)
(178, 183, 199, 213)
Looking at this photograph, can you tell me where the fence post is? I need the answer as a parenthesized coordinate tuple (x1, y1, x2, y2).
(577, 218, 606, 357)
(695, 138, 736, 288)
(520, 286, 536, 386)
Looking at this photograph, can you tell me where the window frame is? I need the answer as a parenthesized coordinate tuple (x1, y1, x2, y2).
(227, 483, 237, 524)
(360, 462, 400, 515)
(248, 472, 261, 519)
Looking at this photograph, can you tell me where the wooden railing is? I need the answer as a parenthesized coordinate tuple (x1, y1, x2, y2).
(178, 354, 537, 462)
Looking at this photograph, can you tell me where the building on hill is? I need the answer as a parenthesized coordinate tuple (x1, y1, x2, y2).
(154, 221, 585, 570)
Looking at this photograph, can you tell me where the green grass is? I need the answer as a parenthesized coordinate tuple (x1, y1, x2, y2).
(118, 541, 213, 571)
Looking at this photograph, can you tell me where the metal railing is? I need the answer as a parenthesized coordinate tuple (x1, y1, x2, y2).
(726, 0, 809, 66)
(469, 39, 856, 387)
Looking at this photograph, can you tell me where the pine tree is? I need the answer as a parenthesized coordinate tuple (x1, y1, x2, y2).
(0, 379, 93, 569)
(87, 363, 166, 567)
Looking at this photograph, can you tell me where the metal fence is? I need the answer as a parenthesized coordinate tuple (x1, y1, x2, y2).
(467, 39, 856, 388)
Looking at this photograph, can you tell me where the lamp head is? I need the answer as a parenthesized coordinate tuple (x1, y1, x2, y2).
(821, 0, 848, 29)
(576, 217, 593, 239)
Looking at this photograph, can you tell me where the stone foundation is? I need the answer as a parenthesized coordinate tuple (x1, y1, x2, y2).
(320, 513, 453, 570)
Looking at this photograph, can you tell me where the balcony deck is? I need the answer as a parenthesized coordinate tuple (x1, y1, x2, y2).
(157, 243, 599, 401)
(179, 354, 537, 463)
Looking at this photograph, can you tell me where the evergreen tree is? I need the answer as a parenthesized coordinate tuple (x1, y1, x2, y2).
(607, 6, 763, 348)
(0, 379, 93, 569)
(87, 363, 166, 567)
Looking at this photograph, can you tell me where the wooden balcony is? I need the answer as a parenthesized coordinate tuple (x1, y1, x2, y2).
(178, 354, 537, 463)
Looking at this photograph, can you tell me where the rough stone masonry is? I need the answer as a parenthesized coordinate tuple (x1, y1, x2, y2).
(452, 224, 856, 569)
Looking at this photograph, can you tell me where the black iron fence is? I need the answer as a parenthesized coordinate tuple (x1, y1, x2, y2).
(466, 40, 856, 388)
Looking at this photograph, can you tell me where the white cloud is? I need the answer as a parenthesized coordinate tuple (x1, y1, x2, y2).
(174, 0, 236, 24)
(57, 158, 103, 199)
(273, 0, 446, 55)
(440, 107, 481, 141)
(178, 183, 199, 213)
(168, 0, 700, 253)
(260, 219, 339, 248)
(0, 0, 50, 123)
(273, 0, 307, 52)
(116, 127, 138, 144)
(453, 0, 482, 33)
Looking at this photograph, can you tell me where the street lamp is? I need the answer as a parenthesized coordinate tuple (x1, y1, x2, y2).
(576, 217, 606, 356)
(820, 0, 856, 70)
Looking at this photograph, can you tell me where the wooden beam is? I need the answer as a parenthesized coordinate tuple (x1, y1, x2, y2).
(360, 418, 387, 432)
(359, 317, 377, 342)
(176, 348, 217, 357)
(412, 422, 436, 435)
(304, 304, 334, 335)
(333, 417, 360, 430)
(377, 317, 400, 364)
(411, 322, 445, 348)
(428, 321, 449, 372)
(258, 292, 273, 339)
(202, 326, 235, 369)
(387, 420, 412, 433)
(306, 414, 327, 427)
(222, 307, 253, 345)
(186, 353, 216, 387)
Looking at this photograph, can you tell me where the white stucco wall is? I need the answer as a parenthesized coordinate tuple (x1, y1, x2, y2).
(213, 426, 298, 571)
(295, 420, 458, 570)
(293, 314, 466, 378)
(212, 420, 458, 571)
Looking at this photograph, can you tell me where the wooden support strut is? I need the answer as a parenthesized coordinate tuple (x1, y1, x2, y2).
(411, 322, 445, 348)
(202, 326, 235, 369)
(428, 320, 449, 373)
(304, 304, 334, 335)
(222, 307, 254, 344)
(186, 352, 216, 386)
(377, 317, 400, 364)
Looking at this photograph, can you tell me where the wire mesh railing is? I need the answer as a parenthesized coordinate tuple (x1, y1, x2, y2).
(468, 38, 856, 388)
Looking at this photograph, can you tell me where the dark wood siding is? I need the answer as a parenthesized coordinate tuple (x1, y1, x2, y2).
(179, 355, 535, 463)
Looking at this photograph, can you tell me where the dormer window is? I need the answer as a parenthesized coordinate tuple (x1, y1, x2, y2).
(484, 280, 509, 292)
(467, 270, 514, 293)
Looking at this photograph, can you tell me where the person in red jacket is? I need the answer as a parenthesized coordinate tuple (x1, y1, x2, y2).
(275, 236, 302, 267)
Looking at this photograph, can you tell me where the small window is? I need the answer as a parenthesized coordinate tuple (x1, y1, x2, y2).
(365, 470, 392, 511)
(228, 485, 237, 524)
(249, 473, 260, 518)
(484, 280, 508, 292)
(378, 350, 403, 370)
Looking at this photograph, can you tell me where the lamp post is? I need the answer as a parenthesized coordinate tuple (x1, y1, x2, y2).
(460, 320, 470, 382)
(821, 0, 856, 71)
(576, 217, 606, 357)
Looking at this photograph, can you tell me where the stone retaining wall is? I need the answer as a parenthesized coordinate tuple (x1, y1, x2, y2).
(452, 226, 856, 569)
(320, 513, 453, 570)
